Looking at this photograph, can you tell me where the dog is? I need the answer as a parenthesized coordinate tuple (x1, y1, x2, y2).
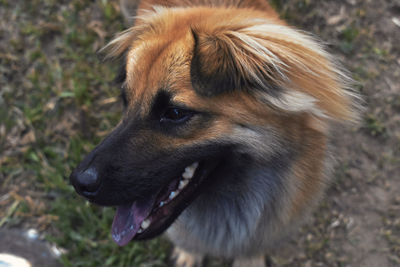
(70, 1, 359, 266)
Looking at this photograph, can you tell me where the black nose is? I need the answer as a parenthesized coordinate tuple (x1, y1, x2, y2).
(70, 167, 101, 197)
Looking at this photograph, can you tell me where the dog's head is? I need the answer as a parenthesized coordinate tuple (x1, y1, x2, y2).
(70, 7, 358, 246)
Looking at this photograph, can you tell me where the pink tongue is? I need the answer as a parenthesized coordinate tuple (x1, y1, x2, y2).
(111, 196, 156, 246)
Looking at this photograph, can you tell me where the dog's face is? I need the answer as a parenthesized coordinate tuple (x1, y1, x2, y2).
(70, 7, 356, 247)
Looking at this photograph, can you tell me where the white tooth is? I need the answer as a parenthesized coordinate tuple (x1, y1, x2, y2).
(169, 191, 177, 200)
(159, 201, 165, 207)
(137, 228, 143, 233)
(179, 179, 189, 190)
(141, 219, 150, 230)
(182, 162, 199, 179)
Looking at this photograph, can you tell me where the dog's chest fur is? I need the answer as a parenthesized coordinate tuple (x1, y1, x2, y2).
(167, 156, 291, 257)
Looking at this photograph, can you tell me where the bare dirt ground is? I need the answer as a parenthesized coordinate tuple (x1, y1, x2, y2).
(0, 0, 399, 266)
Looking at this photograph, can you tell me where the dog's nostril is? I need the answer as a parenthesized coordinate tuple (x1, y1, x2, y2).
(74, 167, 101, 194)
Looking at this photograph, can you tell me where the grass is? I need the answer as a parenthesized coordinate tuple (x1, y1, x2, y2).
(364, 114, 386, 137)
(0, 0, 171, 266)
(339, 24, 360, 55)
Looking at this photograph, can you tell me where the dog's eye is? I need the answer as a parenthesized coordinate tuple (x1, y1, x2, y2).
(160, 107, 194, 123)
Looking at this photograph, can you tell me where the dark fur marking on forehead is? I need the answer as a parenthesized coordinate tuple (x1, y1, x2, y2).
(113, 52, 127, 85)
(115, 64, 127, 85)
(150, 90, 172, 117)
(120, 87, 128, 107)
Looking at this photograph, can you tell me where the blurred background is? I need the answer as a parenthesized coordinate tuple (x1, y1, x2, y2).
(0, 0, 399, 266)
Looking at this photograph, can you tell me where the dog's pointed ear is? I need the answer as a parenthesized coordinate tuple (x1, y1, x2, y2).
(189, 25, 285, 97)
(190, 29, 241, 96)
(189, 21, 359, 121)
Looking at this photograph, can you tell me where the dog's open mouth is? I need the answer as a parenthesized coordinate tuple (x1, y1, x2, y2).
(111, 160, 217, 246)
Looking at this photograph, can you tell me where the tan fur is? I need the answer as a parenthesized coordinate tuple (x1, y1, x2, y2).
(171, 247, 203, 267)
(102, 0, 359, 265)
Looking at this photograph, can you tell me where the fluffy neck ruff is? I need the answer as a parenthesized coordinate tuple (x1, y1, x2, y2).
(167, 147, 295, 257)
